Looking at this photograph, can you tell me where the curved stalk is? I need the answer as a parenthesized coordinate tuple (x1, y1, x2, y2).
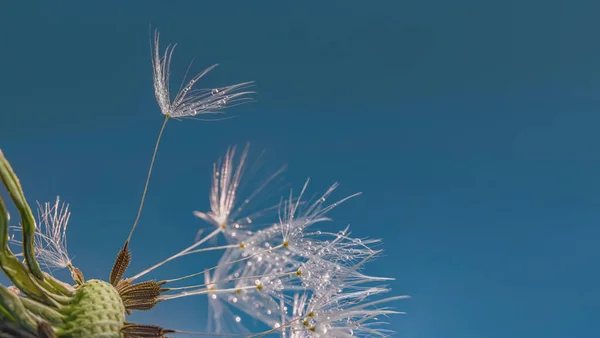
(0, 196, 53, 305)
(127, 115, 170, 244)
(0, 149, 43, 280)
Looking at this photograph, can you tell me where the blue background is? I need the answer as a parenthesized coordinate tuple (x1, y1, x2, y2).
(1, 1, 599, 337)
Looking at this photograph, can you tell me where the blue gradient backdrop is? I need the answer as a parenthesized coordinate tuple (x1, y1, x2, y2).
(1, 1, 599, 337)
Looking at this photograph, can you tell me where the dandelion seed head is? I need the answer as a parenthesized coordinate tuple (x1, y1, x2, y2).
(0, 29, 405, 338)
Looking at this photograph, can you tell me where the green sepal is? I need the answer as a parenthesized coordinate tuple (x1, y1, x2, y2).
(0, 284, 38, 333)
(0, 150, 44, 280)
(0, 253, 54, 306)
(20, 296, 65, 325)
(41, 272, 75, 297)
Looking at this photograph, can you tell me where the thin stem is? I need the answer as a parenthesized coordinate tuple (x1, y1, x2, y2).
(164, 243, 284, 284)
(185, 244, 238, 255)
(171, 331, 248, 337)
(159, 285, 256, 301)
(166, 271, 295, 291)
(131, 227, 222, 281)
(171, 320, 296, 338)
(127, 115, 170, 244)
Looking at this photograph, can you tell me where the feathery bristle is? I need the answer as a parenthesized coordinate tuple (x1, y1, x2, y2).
(110, 242, 131, 286)
(122, 297, 161, 311)
(119, 280, 166, 312)
(115, 278, 132, 293)
(122, 323, 175, 338)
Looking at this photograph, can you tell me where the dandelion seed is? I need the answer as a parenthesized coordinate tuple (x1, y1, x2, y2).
(152, 30, 254, 119)
(10, 196, 74, 271)
(35, 197, 76, 275)
(194, 144, 286, 243)
(194, 145, 250, 233)
(285, 275, 409, 338)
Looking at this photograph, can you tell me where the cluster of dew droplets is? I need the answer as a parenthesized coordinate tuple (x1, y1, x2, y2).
(176, 143, 402, 336)
(178, 88, 230, 117)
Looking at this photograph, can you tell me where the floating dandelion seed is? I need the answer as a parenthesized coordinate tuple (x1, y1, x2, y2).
(152, 30, 254, 119)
